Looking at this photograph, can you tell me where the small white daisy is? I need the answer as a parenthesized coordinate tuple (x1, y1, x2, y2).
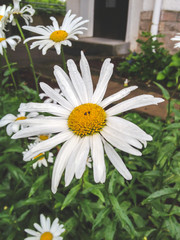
(0, 29, 21, 55)
(9, 0, 35, 26)
(12, 51, 164, 194)
(0, 4, 12, 30)
(0, 111, 38, 136)
(23, 142, 54, 169)
(22, 10, 89, 55)
(29, 134, 52, 143)
(24, 214, 65, 240)
(171, 33, 180, 48)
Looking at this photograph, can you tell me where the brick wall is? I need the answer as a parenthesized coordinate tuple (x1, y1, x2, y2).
(139, 10, 180, 54)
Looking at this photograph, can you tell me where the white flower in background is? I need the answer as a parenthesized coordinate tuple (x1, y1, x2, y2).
(23, 143, 54, 169)
(12, 51, 164, 194)
(24, 214, 65, 240)
(0, 4, 12, 30)
(39, 88, 62, 103)
(0, 112, 38, 136)
(171, 33, 180, 48)
(22, 10, 89, 55)
(29, 134, 52, 143)
(9, 0, 35, 26)
(0, 29, 21, 55)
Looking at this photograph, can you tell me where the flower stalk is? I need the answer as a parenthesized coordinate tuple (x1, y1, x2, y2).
(14, 18, 39, 93)
(61, 45, 68, 73)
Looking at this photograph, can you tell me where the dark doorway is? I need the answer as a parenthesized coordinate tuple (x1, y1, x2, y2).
(93, 0, 129, 40)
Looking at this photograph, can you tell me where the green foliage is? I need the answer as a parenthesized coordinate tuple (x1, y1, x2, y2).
(117, 32, 172, 82)
(157, 51, 180, 89)
(21, 0, 66, 15)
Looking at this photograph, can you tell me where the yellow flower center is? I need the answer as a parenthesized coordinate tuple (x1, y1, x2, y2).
(0, 37, 5, 42)
(50, 30, 68, 42)
(33, 153, 44, 161)
(0, 15, 3, 21)
(39, 135, 49, 141)
(40, 232, 53, 240)
(68, 103, 106, 137)
(15, 116, 27, 121)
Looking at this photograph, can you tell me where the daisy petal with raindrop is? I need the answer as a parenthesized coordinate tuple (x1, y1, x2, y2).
(22, 10, 89, 55)
(12, 51, 164, 194)
(24, 214, 65, 240)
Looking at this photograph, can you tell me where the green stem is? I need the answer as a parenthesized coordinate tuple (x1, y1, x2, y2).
(3, 49, 17, 90)
(61, 46, 67, 73)
(15, 18, 39, 93)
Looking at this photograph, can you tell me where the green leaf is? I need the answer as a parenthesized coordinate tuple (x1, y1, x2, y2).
(28, 174, 48, 197)
(104, 219, 117, 240)
(80, 200, 94, 222)
(165, 123, 180, 129)
(142, 188, 178, 204)
(164, 216, 180, 240)
(82, 182, 105, 202)
(92, 207, 110, 230)
(61, 184, 81, 210)
(154, 82, 170, 100)
(17, 209, 31, 222)
(109, 195, 136, 236)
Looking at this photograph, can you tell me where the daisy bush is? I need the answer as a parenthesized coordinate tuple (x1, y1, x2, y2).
(0, 1, 180, 240)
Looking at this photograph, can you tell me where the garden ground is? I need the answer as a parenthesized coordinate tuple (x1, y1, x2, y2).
(6, 42, 173, 120)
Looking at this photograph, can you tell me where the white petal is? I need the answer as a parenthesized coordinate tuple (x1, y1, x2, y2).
(33, 223, 43, 233)
(90, 134, 106, 183)
(40, 82, 73, 110)
(24, 229, 40, 236)
(67, 59, 89, 103)
(51, 135, 80, 194)
(54, 65, 81, 107)
(101, 127, 142, 156)
(18, 102, 69, 117)
(107, 94, 164, 116)
(80, 51, 93, 101)
(100, 86, 138, 108)
(92, 60, 114, 104)
(0, 114, 16, 127)
(103, 140, 132, 180)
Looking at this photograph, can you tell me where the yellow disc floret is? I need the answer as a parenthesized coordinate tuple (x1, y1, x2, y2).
(0, 15, 3, 21)
(40, 232, 53, 240)
(68, 103, 106, 137)
(50, 30, 68, 42)
(0, 37, 5, 42)
(15, 116, 27, 121)
(33, 153, 44, 161)
(39, 135, 49, 141)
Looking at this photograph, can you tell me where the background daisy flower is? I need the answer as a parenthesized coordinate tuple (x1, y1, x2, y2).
(0, 111, 38, 136)
(171, 33, 180, 48)
(23, 143, 54, 169)
(22, 10, 89, 55)
(10, 0, 35, 26)
(39, 88, 62, 103)
(0, 29, 21, 55)
(24, 214, 65, 240)
(0, 4, 12, 30)
(12, 51, 164, 194)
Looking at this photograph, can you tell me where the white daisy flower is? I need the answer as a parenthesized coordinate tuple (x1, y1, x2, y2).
(12, 51, 164, 194)
(0, 4, 12, 30)
(24, 214, 65, 240)
(9, 0, 35, 26)
(39, 88, 62, 103)
(0, 111, 38, 136)
(0, 29, 21, 55)
(171, 33, 180, 48)
(23, 142, 54, 169)
(29, 134, 52, 143)
(22, 10, 89, 55)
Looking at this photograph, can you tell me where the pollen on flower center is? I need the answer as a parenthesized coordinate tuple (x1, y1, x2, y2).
(40, 232, 53, 240)
(0, 15, 3, 21)
(50, 30, 68, 42)
(33, 153, 44, 161)
(15, 116, 27, 121)
(39, 135, 49, 141)
(68, 103, 106, 137)
(0, 37, 5, 42)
